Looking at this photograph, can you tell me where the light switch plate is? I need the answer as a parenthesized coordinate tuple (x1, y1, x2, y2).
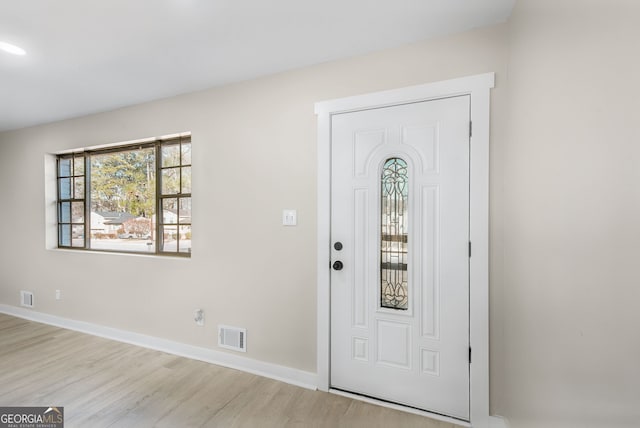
(282, 209, 297, 226)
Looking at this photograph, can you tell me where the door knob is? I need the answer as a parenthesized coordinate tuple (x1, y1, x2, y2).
(332, 261, 344, 271)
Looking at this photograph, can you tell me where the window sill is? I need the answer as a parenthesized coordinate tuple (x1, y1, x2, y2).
(48, 247, 191, 260)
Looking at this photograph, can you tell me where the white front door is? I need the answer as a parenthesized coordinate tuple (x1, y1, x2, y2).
(330, 95, 471, 420)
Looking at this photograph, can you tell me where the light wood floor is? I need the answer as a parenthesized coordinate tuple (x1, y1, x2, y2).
(0, 313, 456, 428)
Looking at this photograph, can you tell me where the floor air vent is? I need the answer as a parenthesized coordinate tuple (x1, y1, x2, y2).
(20, 291, 34, 308)
(218, 325, 246, 352)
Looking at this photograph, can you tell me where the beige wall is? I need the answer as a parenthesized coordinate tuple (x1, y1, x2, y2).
(503, 0, 640, 427)
(2, 2, 638, 425)
(0, 22, 508, 398)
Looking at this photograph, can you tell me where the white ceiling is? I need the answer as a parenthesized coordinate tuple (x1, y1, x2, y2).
(0, 0, 514, 132)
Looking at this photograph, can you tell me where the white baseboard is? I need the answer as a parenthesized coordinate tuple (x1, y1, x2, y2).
(0, 304, 509, 427)
(490, 415, 509, 428)
(0, 304, 317, 390)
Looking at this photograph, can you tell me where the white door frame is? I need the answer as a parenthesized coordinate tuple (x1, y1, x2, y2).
(315, 73, 495, 427)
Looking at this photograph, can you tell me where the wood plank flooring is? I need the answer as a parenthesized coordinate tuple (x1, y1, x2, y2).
(0, 313, 456, 428)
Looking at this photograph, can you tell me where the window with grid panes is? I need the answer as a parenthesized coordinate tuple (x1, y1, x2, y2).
(56, 134, 191, 256)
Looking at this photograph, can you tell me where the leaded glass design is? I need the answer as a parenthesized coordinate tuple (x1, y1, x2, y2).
(381, 158, 409, 310)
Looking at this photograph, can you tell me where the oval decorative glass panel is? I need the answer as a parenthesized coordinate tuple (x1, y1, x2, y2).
(380, 158, 409, 310)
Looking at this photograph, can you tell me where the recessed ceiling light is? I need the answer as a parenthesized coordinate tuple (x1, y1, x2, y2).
(0, 41, 26, 56)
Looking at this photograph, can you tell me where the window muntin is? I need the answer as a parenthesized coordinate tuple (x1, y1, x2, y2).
(56, 135, 191, 257)
(57, 155, 86, 248)
(380, 157, 408, 310)
(159, 139, 192, 254)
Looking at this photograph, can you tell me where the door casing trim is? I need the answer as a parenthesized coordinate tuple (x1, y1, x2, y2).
(315, 73, 494, 427)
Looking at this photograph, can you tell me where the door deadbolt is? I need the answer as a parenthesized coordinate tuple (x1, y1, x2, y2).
(334, 242, 343, 251)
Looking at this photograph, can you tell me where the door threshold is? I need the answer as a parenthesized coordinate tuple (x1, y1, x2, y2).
(329, 388, 471, 427)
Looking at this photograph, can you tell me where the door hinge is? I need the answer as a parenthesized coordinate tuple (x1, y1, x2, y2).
(469, 121, 472, 138)
(468, 241, 472, 258)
